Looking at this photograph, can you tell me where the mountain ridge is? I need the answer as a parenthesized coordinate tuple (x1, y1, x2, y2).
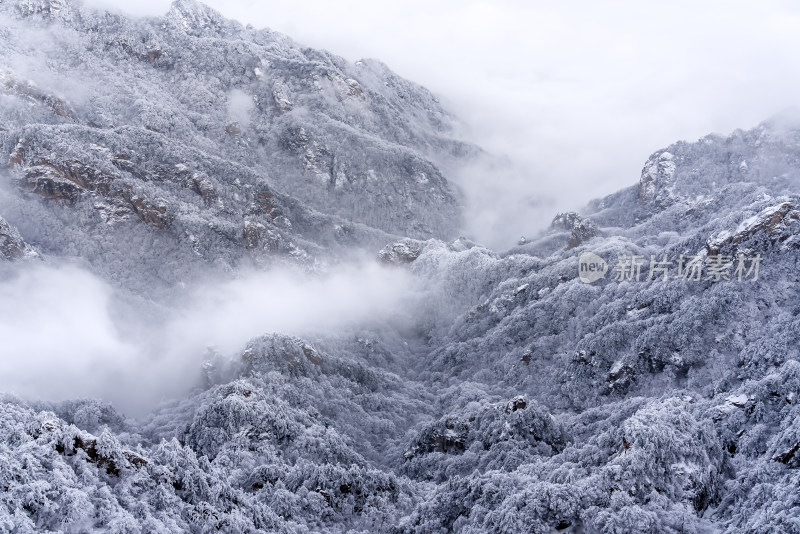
(0, 0, 470, 296)
(2, 1, 800, 533)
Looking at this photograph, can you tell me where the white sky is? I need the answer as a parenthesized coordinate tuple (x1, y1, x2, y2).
(84, 0, 800, 247)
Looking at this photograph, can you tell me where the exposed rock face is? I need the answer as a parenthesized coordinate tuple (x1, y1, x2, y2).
(550, 211, 598, 249)
(504, 395, 527, 413)
(0, 71, 78, 121)
(13, 157, 172, 228)
(637, 151, 677, 205)
(0, 215, 36, 260)
(378, 238, 425, 264)
(31, 416, 147, 477)
(706, 201, 799, 254)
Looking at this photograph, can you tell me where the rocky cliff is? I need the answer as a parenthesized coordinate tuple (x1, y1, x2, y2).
(2, 2, 800, 533)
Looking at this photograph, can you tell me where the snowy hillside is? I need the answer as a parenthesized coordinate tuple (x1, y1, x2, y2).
(2, 1, 800, 533)
(0, 0, 468, 294)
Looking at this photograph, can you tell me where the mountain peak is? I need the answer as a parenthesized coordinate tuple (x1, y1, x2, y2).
(165, 0, 235, 35)
(2, 0, 77, 22)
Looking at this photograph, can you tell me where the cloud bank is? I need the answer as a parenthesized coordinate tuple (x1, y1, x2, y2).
(0, 261, 418, 414)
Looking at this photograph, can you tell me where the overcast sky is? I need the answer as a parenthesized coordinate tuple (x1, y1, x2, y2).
(85, 0, 800, 246)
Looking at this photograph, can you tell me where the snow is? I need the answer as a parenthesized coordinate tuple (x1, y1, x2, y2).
(1, 1, 800, 532)
(725, 394, 750, 407)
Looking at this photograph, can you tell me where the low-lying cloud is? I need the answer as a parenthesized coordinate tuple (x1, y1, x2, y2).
(226, 88, 255, 128)
(0, 264, 139, 403)
(0, 260, 418, 415)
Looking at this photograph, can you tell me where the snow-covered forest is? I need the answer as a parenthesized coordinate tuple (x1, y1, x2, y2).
(2, 1, 800, 532)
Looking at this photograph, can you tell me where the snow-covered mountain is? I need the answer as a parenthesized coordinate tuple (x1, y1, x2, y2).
(2, 1, 800, 533)
(0, 0, 468, 294)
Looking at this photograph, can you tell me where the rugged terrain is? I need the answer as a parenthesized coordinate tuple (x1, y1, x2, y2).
(2, 1, 800, 533)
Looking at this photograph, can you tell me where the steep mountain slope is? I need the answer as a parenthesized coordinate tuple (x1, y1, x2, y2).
(0, 0, 468, 293)
(391, 118, 800, 532)
(2, 1, 800, 533)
